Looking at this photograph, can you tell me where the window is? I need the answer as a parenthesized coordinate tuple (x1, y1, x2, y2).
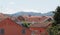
(31, 30, 40, 35)
(0, 29, 4, 34)
(31, 30, 38, 35)
(31, 31, 35, 35)
(22, 29, 26, 34)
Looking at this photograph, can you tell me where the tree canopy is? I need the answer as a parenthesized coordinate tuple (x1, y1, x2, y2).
(53, 6, 60, 25)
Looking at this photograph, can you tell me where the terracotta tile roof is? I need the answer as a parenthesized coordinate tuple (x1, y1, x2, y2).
(0, 18, 23, 27)
(30, 22, 52, 28)
(0, 15, 52, 28)
(0, 13, 10, 21)
(16, 16, 53, 27)
(17, 16, 53, 23)
(26, 16, 52, 27)
(25, 16, 49, 23)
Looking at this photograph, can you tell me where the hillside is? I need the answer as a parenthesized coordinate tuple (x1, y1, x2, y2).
(10, 11, 54, 16)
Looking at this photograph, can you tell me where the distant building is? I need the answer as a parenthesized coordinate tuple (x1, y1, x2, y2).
(17, 16, 53, 35)
(0, 16, 53, 35)
(0, 18, 23, 35)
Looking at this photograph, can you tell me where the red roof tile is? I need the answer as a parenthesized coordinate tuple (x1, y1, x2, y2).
(30, 22, 52, 28)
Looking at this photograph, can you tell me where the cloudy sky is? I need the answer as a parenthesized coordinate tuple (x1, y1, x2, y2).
(0, 0, 60, 14)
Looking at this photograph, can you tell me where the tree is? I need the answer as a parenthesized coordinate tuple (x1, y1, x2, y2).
(48, 6, 60, 35)
(53, 6, 60, 26)
(22, 21, 30, 28)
